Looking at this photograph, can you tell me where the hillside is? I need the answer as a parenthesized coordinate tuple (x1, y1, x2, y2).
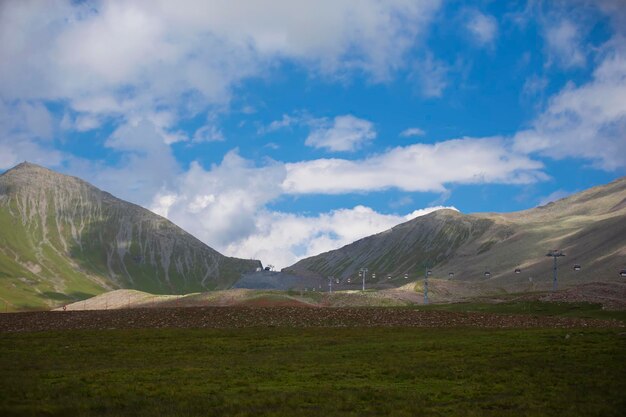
(0, 162, 261, 310)
(285, 177, 626, 292)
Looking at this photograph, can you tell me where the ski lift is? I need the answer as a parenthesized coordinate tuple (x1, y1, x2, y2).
(484, 271, 491, 278)
(347, 277, 351, 283)
(573, 264, 582, 271)
(619, 269, 626, 277)
(427, 270, 432, 276)
(335, 278, 340, 284)
(404, 273, 408, 279)
(514, 268, 522, 274)
(387, 275, 392, 280)
(448, 272, 454, 278)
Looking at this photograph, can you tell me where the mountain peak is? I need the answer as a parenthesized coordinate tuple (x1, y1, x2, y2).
(14, 161, 41, 169)
(0, 163, 262, 309)
(2, 161, 56, 178)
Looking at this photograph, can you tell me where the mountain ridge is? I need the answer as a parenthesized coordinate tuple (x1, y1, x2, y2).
(285, 177, 626, 291)
(0, 162, 261, 310)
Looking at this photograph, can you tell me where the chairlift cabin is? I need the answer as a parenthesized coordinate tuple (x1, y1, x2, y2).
(573, 264, 582, 271)
(619, 269, 626, 277)
(448, 272, 454, 278)
(427, 270, 432, 277)
(387, 275, 392, 280)
(404, 273, 409, 279)
(515, 268, 522, 274)
(484, 271, 491, 278)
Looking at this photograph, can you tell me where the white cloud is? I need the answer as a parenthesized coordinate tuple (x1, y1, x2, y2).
(143, 148, 462, 268)
(0, 140, 64, 171)
(545, 19, 586, 68)
(305, 115, 376, 152)
(193, 125, 225, 143)
(411, 53, 450, 98)
(0, 0, 442, 125)
(522, 75, 549, 98)
(74, 114, 101, 132)
(0, 99, 62, 170)
(0, 100, 54, 141)
(400, 127, 426, 137)
(224, 205, 457, 269)
(389, 196, 414, 209)
(537, 189, 574, 206)
(258, 114, 298, 135)
(466, 10, 498, 47)
(514, 42, 626, 170)
(150, 151, 286, 248)
(285, 137, 547, 194)
(64, 119, 182, 204)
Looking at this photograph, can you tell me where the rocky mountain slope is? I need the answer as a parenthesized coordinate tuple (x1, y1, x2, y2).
(285, 177, 626, 292)
(0, 162, 261, 310)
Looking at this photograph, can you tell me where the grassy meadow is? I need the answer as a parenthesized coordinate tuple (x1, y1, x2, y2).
(1, 326, 624, 416)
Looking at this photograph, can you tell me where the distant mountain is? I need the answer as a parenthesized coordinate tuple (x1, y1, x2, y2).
(0, 162, 261, 310)
(285, 177, 626, 291)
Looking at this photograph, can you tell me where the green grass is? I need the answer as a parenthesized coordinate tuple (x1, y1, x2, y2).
(417, 300, 626, 322)
(1, 327, 624, 416)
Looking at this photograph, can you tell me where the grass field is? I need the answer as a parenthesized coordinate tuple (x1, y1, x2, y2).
(1, 326, 624, 416)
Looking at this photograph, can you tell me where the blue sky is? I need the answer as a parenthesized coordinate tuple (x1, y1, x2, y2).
(1, 0, 625, 267)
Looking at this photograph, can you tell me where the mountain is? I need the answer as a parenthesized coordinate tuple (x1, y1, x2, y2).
(0, 162, 261, 310)
(285, 177, 626, 292)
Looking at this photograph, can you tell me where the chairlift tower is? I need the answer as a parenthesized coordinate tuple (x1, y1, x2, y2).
(424, 265, 432, 305)
(360, 267, 368, 292)
(546, 250, 565, 292)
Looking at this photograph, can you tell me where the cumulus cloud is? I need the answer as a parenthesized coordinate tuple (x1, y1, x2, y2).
(537, 189, 575, 206)
(0, 99, 62, 170)
(0, 0, 441, 123)
(145, 148, 466, 268)
(151, 153, 459, 268)
(285, 137, 547, 194)
(411, 53, 450, 98)
(305, 115, 376, 152)
(258, 114, 298, 135)
(224, 205, 457, 268)
(544, 19, 586, 68)
(466, 10, 498, 47)
(400, 127, 426, 137)
(514, 42, 626, 170)
(193, 125, 225, 143)
(65, 119, 183, 204)
(150, 151, 287, 248)
(522, 75, 549, 99)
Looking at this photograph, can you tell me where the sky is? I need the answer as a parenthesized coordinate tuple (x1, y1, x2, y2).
(1, 0, 625, 268)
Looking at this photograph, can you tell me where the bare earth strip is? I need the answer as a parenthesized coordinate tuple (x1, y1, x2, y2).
(0, 307, 622, 333)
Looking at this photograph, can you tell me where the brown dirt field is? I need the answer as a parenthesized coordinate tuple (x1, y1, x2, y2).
(537, 281, 626, 310)
(234, 296, 315, 307)
(0, 307, 622, 333)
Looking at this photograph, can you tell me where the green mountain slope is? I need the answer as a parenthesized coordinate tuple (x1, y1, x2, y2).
(285, 177, 626, 291)
(0, 162, 261, 310)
